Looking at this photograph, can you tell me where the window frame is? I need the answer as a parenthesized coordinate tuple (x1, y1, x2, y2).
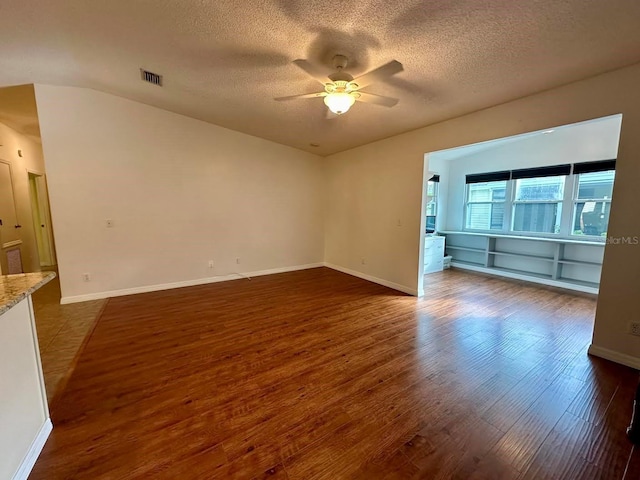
(425, 178, 438, 233)
(426, 179, 438, 218)
(509, 175, 567, 236)
(461, 162, 614, 242)
(463, 180, 512, 233)
(570, 169, 615, 239)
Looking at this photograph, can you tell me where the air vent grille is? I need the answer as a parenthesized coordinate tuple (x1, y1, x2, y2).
(140, 69, 163, 86)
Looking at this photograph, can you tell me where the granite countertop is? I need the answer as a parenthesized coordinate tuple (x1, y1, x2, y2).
(0, 272, 56, 315)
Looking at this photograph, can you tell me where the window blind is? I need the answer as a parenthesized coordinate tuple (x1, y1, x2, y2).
(511, 164, 571, 179)
(573, 159, 616, 174)
(466, 171, 510, 184)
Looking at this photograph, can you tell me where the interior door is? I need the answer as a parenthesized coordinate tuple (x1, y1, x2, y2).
(29, 173, 56, 266)
(0, 160, 20, 273)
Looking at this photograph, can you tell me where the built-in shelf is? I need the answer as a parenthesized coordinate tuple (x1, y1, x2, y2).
(489, 251, 555, 262)
(444, 231, 603, 294)
(491, 266, 553, 280)
(557, 259, 602, 267)
(446, 245, 485, 253)
(451, 259, 485, 268)
(560, 278, 600, 289)
(440, 230, 606, 246)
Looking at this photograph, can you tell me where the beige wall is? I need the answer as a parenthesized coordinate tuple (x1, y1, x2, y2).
(325, 62, 640, 366)
(0, 121, 47, 273)
(35, 85, 325, 302)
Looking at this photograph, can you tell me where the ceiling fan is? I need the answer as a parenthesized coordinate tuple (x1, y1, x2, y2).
(275, 55, 403, 116)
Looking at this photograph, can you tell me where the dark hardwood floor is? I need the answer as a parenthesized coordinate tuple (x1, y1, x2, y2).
(30, 268, 639, 479)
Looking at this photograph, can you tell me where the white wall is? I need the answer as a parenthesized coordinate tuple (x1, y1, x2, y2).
(0, 121, 47, 273)
(35, 85, 325, 302)
(432, 115, 622, 231)
(325, 62, 640, 368)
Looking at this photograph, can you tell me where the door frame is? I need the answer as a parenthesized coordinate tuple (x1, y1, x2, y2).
(0, 159, 22, 274)
(27, 169, 57, 267)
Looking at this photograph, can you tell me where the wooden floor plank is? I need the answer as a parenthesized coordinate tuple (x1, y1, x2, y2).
(623, 446, 640, 480)
(29, 268, 638, 480)
(490, 373, 585, 473)
(520, 411, 604, 480)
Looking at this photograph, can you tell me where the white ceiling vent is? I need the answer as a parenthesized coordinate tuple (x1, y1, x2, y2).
(140, 69, 162, 86)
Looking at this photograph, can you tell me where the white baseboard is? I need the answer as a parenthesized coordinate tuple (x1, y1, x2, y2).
(323, 262, 418, 296)
(12, 418, 52, 480)
(588, 344, 640, 370)
(60, 263, 324, 304)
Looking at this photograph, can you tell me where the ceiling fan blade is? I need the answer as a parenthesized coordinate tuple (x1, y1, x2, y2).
(353, 60, 404, 88)
(292, 59, 332, 85)
(355, 92, 399, 107)
(274, 92, 327, 101)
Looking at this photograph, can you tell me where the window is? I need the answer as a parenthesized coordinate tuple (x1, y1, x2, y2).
(572, 170, 615, 237)
(426, 178, 438, 217)
(512, 175, 565, 234)
(462, 160, 615, 240)
(465, 180, 507, 230)
(425, 175, 439, 233)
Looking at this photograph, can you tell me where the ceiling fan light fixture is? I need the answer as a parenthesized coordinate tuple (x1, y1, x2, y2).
(324, 92, 356, 115)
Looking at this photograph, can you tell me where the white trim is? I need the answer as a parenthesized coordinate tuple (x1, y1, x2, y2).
(323, 262, 419, 296)
(2, 240, 23, 249)
(450, 261, 599, 295)
(25, 168, 46, 177)
(440, 230, 606, 246)
(27, 296, 49, 417)
(60, 263, 324, 304)
(12, 418, 52, 480)
(588, 344, 640, 370)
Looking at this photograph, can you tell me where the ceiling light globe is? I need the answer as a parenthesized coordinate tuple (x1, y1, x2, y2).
(324, 92, 356, 115)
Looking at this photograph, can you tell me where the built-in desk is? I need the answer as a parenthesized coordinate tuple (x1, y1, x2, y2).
(441, 231, 603, 294)
(0, 272, 55, 480)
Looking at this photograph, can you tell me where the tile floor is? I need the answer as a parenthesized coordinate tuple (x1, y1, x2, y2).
(31, 272, 107, 402)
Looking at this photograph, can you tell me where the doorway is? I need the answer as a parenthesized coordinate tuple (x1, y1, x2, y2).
(28, 172, 56, 267)
(418, 114, 622, 298)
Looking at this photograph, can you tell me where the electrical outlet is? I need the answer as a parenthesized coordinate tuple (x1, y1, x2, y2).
(630, 322, 640, 336)
(106, 219, 114, 228)
(361, 258, 366, 265)
(236, 257, 240, 264)
(208, 260, 214, 269)
(82, 273, 91, 282)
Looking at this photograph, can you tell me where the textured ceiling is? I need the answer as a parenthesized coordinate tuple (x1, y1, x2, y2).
(1, 1, 640, 156)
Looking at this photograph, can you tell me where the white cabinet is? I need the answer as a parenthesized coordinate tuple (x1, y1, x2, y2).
(0, 296, 51, 480)
(424, 236, 445, 274)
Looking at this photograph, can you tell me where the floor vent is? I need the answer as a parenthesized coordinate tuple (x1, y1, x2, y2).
(140, 69, 163, 86)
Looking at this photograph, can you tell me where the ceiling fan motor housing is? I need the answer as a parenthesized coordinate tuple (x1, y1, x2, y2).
(332, 54, 349, 70)
(325, 80, 359, 94)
